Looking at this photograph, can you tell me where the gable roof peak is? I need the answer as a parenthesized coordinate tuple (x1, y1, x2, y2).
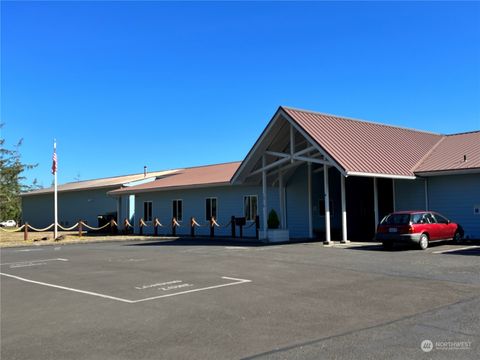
(280, 105, 441, 136)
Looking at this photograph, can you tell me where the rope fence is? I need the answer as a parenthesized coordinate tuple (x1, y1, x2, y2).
(26, 223, 55, 232)
(0, 225, 26, 233)
(6, 214, 260, 242)
(79, 221, 111, 231)
(57, 223, 80, 231)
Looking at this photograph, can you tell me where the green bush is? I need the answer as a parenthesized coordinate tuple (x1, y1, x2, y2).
(267, 209, 280, 229)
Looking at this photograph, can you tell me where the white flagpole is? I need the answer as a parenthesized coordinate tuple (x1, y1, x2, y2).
(54, 140, 58, 240)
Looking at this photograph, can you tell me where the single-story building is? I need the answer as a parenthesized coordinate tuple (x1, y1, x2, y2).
(21, 169, 177, 228)
(22, 106, 480, 241)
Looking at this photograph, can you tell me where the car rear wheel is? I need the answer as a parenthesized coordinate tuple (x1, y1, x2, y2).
(418, 234, 429, 250)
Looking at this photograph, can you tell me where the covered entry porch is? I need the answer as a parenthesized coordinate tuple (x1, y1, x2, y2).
(231, 107, 403, 243)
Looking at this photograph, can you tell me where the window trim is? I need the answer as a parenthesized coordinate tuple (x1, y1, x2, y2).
(143, 201, 153, 222)
(243, 195, 258, 222)
(205, 197, 218, 221)
(172, 199, 183, 222)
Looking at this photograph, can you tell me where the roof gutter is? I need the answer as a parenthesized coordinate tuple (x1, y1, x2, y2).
(346, 171, 417, 180)
(107, 181, 233, 196)
(414, 168, 480, 177)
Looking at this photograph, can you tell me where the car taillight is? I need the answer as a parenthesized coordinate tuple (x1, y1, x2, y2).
(408, 223, 415, 233)
(377, 225, 387, 233)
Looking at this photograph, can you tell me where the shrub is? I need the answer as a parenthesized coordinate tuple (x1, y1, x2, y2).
(267, 209, 280, 229)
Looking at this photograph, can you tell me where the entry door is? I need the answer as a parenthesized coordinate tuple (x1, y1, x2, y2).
(346, 177, 375, 241)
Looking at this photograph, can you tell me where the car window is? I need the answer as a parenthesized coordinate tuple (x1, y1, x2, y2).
(433, 213, 449, 224)
(380, 214, 410, 225)
(424, 213, 436, 224)
(411, 213, 424, 224)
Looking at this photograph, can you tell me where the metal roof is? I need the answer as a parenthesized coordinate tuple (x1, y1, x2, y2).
(414, 131, 480, 174)
(282, 107, 445, 177)
(20, 170, 179, 196)
(109, 162, 241, 195)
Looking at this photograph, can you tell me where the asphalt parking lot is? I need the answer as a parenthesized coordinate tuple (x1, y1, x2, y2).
(1, 239, 479, 360)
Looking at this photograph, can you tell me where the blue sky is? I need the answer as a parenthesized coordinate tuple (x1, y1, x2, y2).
(2, 1, 479, 188)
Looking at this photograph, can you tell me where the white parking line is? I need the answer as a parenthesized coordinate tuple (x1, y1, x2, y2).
(131, 277, 251, 303)
(0, 258, 68, 266)
(0, 272, 133, 303)
(433, 245, 480, 254)
(0, 273, 251, 304)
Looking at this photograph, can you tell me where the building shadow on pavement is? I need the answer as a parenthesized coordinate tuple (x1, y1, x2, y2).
(124, 237, 321, 248)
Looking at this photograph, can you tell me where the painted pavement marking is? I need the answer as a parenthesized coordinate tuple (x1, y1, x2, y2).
(0, 272, 133, 303)
(0, 272, 251, 304)
(130, 277, 251, 303)
(0, 258, 68, 267)
(433, 245, 480, 254)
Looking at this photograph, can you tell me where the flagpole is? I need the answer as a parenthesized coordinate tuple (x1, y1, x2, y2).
(53, 139, 58, 240)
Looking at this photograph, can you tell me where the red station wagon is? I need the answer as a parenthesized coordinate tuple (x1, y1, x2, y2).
(376, 211, 463, 250)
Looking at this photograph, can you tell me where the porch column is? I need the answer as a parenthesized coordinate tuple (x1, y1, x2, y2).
(279, 170, 284, 229)
(373, 177, 379, 229)
(323, 165, 331, 244)
(262, 155, 268, 234)
(307, 162, 313, 238)
(341, 175, 349, 243)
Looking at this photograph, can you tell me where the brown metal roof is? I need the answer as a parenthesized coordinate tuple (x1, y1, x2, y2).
(21, 170, 179, 196)
(109, 161, 241, 195)
(282, 107, 444, 177)
(414, 131, 480, 174)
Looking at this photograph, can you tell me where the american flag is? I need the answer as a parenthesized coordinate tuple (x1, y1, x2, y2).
(51, 146, 57, 174)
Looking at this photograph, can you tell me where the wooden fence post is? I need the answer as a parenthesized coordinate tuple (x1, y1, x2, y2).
(139, 218, 143, 235)
(210, 217, 214, 238)
(154, 218, 159, 236)
(78, 220, 82, 237)
(172, 217, 177, 236)
(24, 223, 28, 241)
(190, 217, 195, 237)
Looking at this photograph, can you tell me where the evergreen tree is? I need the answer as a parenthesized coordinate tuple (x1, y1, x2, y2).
(0, 124, 40, 222)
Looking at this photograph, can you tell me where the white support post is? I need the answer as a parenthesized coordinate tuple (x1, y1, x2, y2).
(373, 177, 379, 229)
(424, 178, 429, 211)
(341, 175, 348, 243)
(392, 179, 396, 212)
(279, 170, 284, 229)
(307, 162, 313, 238)
(53, 140, 58, 240)
(262, 155, 268, 235)
(323, 164, 331, 244)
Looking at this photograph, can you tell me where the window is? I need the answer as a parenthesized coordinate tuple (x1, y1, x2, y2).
(173, 200, 183, 221)
(380, 213, 410, 225)
(143, 201, 152, 222)
(424, 213, 436, 224)
(411, 213, 424, 224)
(205, 198, 217, 221)
(432, 213, 449, 224)
(318, 199, 334, 217)
(244, 195, 258, 221)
